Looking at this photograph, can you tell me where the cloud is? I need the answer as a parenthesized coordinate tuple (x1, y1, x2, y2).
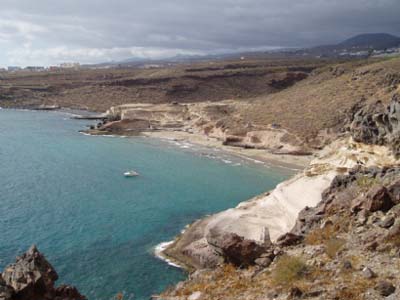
(0, 0, 399, 66)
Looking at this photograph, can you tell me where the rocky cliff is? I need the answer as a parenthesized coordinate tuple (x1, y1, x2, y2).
(158, 95, 400, 300)
(0, 246, 85, 300)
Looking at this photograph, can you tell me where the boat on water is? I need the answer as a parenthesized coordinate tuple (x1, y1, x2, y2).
(124, 170, 139, 177)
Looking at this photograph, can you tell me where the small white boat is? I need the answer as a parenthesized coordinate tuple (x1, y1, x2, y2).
(124, 170, 139, 177)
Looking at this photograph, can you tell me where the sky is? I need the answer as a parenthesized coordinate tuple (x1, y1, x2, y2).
(0, 0, 399, 67)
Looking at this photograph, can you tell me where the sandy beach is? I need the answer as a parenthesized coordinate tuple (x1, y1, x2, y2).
(143, 130, 312, 171)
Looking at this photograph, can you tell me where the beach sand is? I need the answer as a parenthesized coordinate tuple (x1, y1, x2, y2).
(143, 130, 312, 171)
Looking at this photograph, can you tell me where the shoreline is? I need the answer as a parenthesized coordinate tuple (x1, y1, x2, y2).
(142, 130, 312, 171)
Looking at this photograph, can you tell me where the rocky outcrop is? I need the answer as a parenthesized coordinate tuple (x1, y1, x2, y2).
(350, 94, 400, 157)
(162, 165, 400, 300)
(206, 231, 272, 267)
(1, 245, 85, 300)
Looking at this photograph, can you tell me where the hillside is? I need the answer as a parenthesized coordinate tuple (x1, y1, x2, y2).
(338, 33, 400, 50)
(0, 58, 324, 112)
(91, 57, 400, 155)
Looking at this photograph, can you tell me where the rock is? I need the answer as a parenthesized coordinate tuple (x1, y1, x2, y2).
(206, 231, 269, 267)
(387, 219, 400, 239)
(352, 186, 394, 213)
(2, 245, 58, 298)
(365, 185, 394, 212)
(375, 281, 396, 296)
(0, 275, 13, 300)
(343, 260, 352, 270)
(54, 285, 86, 300)
(276, 233, 303, 247)
(388, 180, 400, 205)
(254, 257, 272, 268)
(379, 215, 395, 228)
(288, 286, 303, 299)
(350, 94, 400, 157)
(188, 291, 202, 300)
(1, 245, 86, 300)
(362, 267, 376, 279)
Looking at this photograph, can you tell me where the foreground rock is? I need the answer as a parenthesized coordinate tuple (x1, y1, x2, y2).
(1, 245, 85, 300)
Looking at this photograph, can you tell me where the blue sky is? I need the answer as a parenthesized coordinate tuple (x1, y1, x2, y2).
(0, 0, 399, 66)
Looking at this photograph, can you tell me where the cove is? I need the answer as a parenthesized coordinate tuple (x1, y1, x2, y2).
(0, 109, 291, 300)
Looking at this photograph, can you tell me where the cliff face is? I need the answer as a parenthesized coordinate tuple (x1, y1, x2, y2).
(0, 246, 85, 300)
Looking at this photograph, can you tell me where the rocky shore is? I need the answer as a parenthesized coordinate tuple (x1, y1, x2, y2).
(0, 245, 85, 300)
(156, 94, 400, 299)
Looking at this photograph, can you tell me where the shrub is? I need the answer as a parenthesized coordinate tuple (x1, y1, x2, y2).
(272, 255, 307, 286)
(325, 238, 346, 259)
(356, 176, 380, 191)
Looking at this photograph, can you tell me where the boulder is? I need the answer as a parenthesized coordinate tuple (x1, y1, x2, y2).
(206, 231, 270, 267)
(276, 233, 303, 247)
(2, 245, 58, 298)
(352, 185, 394, 213)
(54, 285, 86, 300)
(1, 245, 86, 300)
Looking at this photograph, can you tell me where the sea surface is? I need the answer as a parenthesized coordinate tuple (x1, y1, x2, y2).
(0, 109, 291, 300)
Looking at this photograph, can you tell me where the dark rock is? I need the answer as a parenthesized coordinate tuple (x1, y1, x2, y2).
(352, 185, 394, 213)
(1, 245, 86, 300)
(2, 245, 58, 298)
(375, 281, 396, 296)
(365, 185, 394, 212)
(276, 233, 303, 247)
(206, 231, 269, 267)
(288, 286, 303, 299)
(343, 260, 352, 270)
(54, 285, 86, 300)
(350, 94, 400, 157)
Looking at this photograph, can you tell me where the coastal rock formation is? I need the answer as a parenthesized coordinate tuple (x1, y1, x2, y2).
(350, 94, 400, 157)
(161, 165, 400, 300)
(1, 245, 85, 300)
(162, 137, 398, 270)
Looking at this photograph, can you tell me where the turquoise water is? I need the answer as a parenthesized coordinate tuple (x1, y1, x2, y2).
(0, 109, 290, 300)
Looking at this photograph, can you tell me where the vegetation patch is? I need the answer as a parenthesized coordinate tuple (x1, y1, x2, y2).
(272, 255, 308, 286)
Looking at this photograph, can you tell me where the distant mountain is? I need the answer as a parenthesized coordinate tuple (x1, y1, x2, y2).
(337, 33, 400, 50)
(299, 33, 400, 58)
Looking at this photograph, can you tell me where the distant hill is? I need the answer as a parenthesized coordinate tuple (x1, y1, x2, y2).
(301, 33, 400, 57)
(337, 33, 400, 50)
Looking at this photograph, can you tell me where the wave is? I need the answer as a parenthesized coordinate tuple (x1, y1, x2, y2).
(154, 241, 182, 269)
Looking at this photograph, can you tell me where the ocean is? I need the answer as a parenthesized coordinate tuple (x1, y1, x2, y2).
(0, 109, 290, 300)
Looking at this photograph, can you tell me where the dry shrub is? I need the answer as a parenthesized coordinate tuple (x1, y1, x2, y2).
(335, 274, 376, 300)
(272, 255, 307, 286)
(305, 225, 335, 245)
(325, 238, 346, 259)
(356, 176, 380, 191)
